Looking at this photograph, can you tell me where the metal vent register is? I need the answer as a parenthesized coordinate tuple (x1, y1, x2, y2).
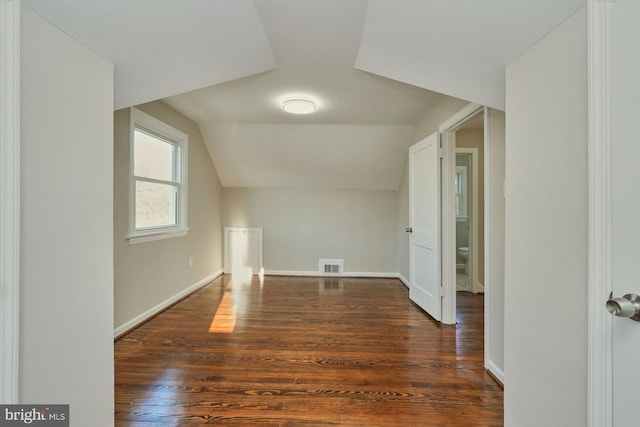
(318, 259, 344, 275)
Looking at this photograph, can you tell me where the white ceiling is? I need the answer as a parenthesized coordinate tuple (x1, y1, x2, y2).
(201, 124, 415, 190)
(24, 0, 586, 190)
(22, 0, 278, 109)
(356, 0, 586, 110)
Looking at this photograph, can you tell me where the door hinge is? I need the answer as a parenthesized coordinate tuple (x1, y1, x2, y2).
(439, 148, 444, 158)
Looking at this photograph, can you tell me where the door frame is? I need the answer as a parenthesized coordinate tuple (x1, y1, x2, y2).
(455, 147, 481, 293)
(0, 0, 21, 404)
(587, 0, 615, 425)
(439, 103, 483, 325)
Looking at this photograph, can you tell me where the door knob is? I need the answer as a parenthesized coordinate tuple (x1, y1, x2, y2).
(406, 227, 413, 233)
(606, 294, 640, 322)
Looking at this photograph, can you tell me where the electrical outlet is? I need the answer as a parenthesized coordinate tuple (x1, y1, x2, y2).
(188, 256, 193, 267)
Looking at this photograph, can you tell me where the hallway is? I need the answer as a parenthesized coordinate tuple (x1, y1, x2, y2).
(115, 275, 503, 426)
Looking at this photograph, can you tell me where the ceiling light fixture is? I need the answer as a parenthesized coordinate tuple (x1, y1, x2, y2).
(281, 97, 318, 115)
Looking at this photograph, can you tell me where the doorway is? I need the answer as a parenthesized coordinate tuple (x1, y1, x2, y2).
(439, 104, 485, 325)
(454, 115, 484, 296)
(439, 103, 505, 384)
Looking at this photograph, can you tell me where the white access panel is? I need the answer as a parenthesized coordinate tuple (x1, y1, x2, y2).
(224, 227, 263, 276)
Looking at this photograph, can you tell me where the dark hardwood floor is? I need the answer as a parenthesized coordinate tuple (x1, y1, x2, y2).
(115, 275, 503, 426)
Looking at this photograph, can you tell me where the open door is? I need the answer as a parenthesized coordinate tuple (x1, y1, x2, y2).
(408, 132, 441, 321)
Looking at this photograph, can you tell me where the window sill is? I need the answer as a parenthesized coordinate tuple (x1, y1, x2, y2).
(127, 227, 189, 245)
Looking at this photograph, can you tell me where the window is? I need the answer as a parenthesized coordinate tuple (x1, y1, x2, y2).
(128, 108, 188, 244)
(455, 165, 468, 219)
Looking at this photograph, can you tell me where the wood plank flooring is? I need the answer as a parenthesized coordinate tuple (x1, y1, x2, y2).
(115, 275, 503, 426)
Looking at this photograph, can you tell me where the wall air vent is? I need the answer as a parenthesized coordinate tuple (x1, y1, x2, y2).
(319, 259, 344, 276)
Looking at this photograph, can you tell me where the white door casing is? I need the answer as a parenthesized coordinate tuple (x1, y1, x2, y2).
(0, 0, 21, 405)
(588, 0, 613, 424)
(588, 0, 639, 426)
(609, 0, 639, 425)
(408, 132, 441, 321)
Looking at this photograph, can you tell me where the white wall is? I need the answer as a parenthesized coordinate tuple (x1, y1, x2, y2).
(414, 97, 470, 143)
(223, 188, 398, 274)
(114, 101, 224, 330)
(20, 6, 114, 425)
(485, 108, 505, 382)
(504, 6, 587, 427)
(397, 168, 410, 282)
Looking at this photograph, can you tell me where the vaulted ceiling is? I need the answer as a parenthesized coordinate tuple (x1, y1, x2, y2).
(24, 0, 586, 190)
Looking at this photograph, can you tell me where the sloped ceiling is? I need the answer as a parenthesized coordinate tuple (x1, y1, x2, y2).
(201, 124, 415, 190)
(24, 0, 587, 190)
(22, 0, 277, 109)
(355, 0, 586, 110)
(164, 0, 449, 190)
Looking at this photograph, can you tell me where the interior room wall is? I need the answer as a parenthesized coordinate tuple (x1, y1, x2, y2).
(223, 187, 398, 274)
(396, 167, 410, 282)
(457, 129, 484, 284)
(413, 97, 470, 143)
(504, 6, 587, 426)
(485, 107, 506, 382)
(20, 6, 114, 424)
(114, 101, 224, 330)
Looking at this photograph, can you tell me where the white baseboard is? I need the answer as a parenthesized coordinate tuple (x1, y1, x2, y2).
(263, 270, 318, 277)
(486, 359, 505, 385)
(114, 269, 223, 338)
(343, 271, 398, 278)
(398, 274, 410, 288)
(263, 270, 399, 279)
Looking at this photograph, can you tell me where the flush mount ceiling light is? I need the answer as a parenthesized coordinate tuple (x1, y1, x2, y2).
(281, 97, 318, 115)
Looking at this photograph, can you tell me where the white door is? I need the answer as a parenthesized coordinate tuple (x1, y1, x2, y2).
(408, 132, 441, 321)
(609, 0, 640, 424)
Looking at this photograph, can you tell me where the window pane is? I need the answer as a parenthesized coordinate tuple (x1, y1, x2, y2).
(134, 128, 176, 181)
(135, 181, 177, 229)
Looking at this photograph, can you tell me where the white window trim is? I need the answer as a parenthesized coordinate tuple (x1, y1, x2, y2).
(455, 165, 468, 220)
(128, 108, 188, 245)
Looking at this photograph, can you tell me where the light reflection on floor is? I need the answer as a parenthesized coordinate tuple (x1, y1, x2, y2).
(136, 369, 181, 421)
(455, 293, 484, 358)
(318, 278, 344, 295)
(208, 282, 237, 333)
(208, 269, 265, 333)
